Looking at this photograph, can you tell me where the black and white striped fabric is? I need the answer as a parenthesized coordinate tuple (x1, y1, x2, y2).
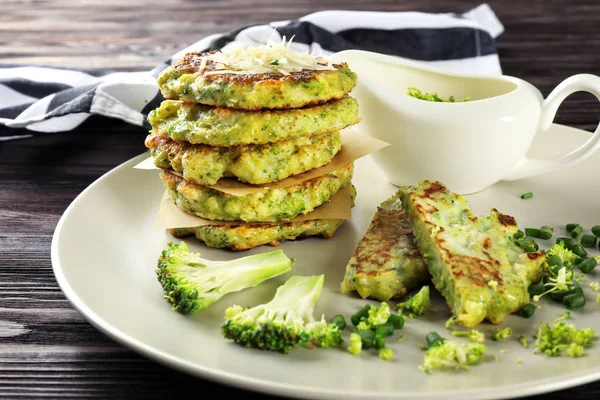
(0, 4, 503, 141)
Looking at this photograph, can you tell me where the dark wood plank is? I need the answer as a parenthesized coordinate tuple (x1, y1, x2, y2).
(1, 0, 600, 398)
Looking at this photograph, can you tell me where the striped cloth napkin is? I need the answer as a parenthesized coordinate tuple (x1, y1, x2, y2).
(0, 4, 503, 141)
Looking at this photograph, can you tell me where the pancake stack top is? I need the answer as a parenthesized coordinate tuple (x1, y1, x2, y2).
(145, 38, 360, 251)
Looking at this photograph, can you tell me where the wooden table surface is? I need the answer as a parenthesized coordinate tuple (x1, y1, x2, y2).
(1, 0, 599, 398)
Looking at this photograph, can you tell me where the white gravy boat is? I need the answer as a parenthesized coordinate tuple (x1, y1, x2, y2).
(331, 50, 600, 194)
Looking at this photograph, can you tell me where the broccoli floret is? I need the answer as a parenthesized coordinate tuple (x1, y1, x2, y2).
(590, 281, 600, 292)
(398, 286, 431, 317)
(221, 275, 343, 354)
(368, 302, 391, 325)
(379, 348, 394, 360)
(356, 321, 370, 331)
(156, 241, 293, 314)
(421, 340, 486, 373)
(547, 242, 579, 269)
(491, 327, 512, 341)
(452, 329, 485, 343)
(533, 318, 595, 357)
(348, 332, 362, 355)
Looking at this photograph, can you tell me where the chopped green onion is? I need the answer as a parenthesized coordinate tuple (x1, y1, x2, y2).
(528, 285, 545, 297)
(525, 228, 541, 238)
(592, 225, 600, 238)
(514, 230, 524, 239)
(556, 237, 577, 249)
(269, 59, 279, 65)
(374, 335, 386, 349)
(521, 192, 533, 199)
(516, 239, 537, 252)
(358, 329, 375, 349)
(571, 243, 588, 258)
(388, 314, 405, 330)
(563, 292, 586, 310)
(581, 234, 598, 248)
(375, 322, 395, 337)
(330, 315, 346, 330)
(570, 225, 583, 239)
(425, 332, 444, 348)
(577, 257, 597, 273)
(549, 281, 582, 302)
(547, 255, 563, 267)
(351, 304, 371, 326)
(519, 303, 536, 318)
(566, 223, 580, 233)
(540, 226, 554, 240)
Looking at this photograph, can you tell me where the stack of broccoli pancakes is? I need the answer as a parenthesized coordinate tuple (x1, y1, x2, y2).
(145, 39, 360, 250)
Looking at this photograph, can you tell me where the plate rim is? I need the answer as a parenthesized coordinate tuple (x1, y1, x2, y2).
(51, 124, 600, 400)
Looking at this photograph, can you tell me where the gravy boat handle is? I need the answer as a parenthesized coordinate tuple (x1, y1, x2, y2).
(504, 74, 600, 181)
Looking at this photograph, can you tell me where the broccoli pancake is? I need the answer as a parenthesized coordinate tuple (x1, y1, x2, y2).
(160, 164, 353, 222)
(399, 181, 546, 328)
(170, 219, 344, 251)
(341, 190, 429, 301)
(170, 218, 344, 251)
(147, 96, 359, 146)
(156, 51, 357, 110)
(145, 130, 342, 186)
(169, 185, 356, 251)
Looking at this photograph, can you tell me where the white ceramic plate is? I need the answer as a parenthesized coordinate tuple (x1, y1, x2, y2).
(52, 124, 600, 400)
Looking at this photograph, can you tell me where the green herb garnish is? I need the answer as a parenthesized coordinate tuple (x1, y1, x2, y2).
(407, 87, 469, 102)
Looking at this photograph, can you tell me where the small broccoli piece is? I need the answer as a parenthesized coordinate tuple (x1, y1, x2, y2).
(590, 282, 600, 292)
(533, 319, 595, 357)
(221, 275, 343, 354)
(353, 302, 393, 330)
(554, 311, 571, 323)
(379, 348, 394, 360)
(348, 333, 362, 355)
(491, 327, 512, 341)
(407, 87, 469, 102)
(518, 335, 529, 348)
(368, 302, 391, 325)
(547, 242, 580, 269)
(398, 286, 431, 317)
(597, 294, 600, 304)
(452, 329, 485, 343)
(356, 321, 370, 331)
(444, 316, 457, 329)
(421, 340, 486, 373)
(156, 241, 293, 314)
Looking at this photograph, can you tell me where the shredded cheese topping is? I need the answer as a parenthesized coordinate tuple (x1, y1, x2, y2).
(197, 36, 336, 76)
